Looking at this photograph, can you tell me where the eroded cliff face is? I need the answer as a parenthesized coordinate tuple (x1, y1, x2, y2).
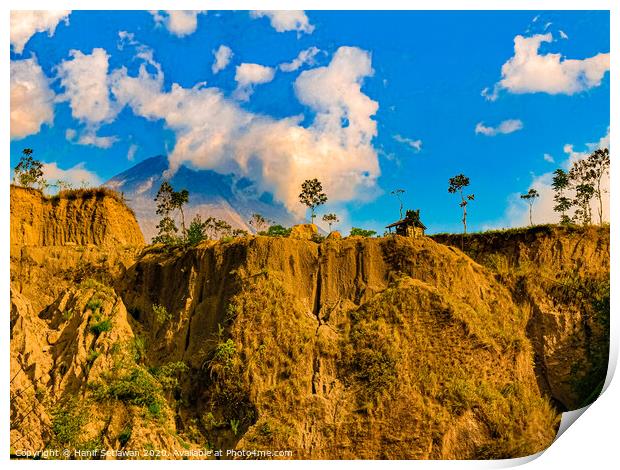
(432, 226, 610, 410)
(10, 189, 608, 460)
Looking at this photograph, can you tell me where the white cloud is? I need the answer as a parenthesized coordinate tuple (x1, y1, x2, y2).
(212, 45, 233, 74)
(280, 47, 321, 72)
(543, 153, 554, 163)
(250, 10, 314, 34)
(559, 30, 569, 40)
(488, 129, 609, 229)
(43, 162, 101, 188)
(65, 128, 77, 141)
(475, 119, 523, 136)
(484, 33, 609, 100)
(150, 10, 206, 37)
(110, 45, 379, 216)
(127, 144, 138, 161)
(10, 57, 55, 139)
(57, 48, 117, 125)
(10, 10, 70, 54)
(233, 63, 276, 101)
(76, 131, 119, 149)
(393, 134, 422, 152)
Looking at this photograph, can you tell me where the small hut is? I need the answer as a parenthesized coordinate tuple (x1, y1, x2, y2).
(386, 209, 426, 238)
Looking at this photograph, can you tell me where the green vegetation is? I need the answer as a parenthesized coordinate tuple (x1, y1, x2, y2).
(92, 366, 165, 417)
(118, 425, 132, 447)
(350, 227, 377, 237)
(263, 224, 291, 237)
(152, 304, 171, 324)
(51, 400, 88, 446)
(299, 178, 328, 224)
(13, 148, 45, 190)
(90, 312, 112, 335)
(249, 213, 273, 233)
(448, 173, 474, 244)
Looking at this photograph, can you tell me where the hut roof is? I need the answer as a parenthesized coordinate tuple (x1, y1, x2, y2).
(385, 217, 427, 230)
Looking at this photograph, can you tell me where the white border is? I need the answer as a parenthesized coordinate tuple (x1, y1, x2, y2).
(2, 1, 616, 468)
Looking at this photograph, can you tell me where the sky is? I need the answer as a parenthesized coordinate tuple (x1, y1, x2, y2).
(9, 10, 610, 234)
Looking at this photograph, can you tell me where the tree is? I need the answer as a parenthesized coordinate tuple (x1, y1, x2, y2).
(520, 188, 540, 227)
(265, 225, 292, 237)
(248, 213, 272, 233)
(552, 169, 572, 225)
(350, 227, 377, 237)
(299, 179, 327, 224)
(154, 182, 189, 243)
(390, 188, 406, 219)
(586, 147, 609, 225)
(322, 213, 339, 232)
(14, 148, 45, 189)
(152, 216, 179, 245)
(186, 215, 207, 245)
(569, 160, 595, 226)
(448, 174, 474, 236)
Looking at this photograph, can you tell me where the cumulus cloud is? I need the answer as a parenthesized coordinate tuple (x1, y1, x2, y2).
(475, 119, 523, 136)
(10, 57, 55, 139)
(109, 45, 379, 215)
(393, 134, 422, 152)
(150, 10, 207, 37)
(43, 161, 101, 188)
(57, 48, 117, 125)
(233, 63, 276, 100)
(250, 10, 314, 34)
(484, 33, 609, 100)
(56, 48, 120, 148)
(212, 45, 233, 74)
(280, 47, 321, 72)
(488, 129, 609, 229)
(10, 10, 70, 54)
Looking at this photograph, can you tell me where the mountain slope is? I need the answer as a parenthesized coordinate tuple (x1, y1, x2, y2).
(105, 156, 299, 241)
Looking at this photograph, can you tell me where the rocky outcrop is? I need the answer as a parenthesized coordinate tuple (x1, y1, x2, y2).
(10, 187, 608, 459)
(10, 186, 144, 251)
(432, 225, 610, 410)
(289, 223, 318, 240)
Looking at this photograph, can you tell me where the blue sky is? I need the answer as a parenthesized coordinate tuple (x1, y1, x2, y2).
(10, 10, 610, 234)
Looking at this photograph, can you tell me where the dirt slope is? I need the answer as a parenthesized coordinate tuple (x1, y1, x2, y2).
(11, 190, 608, 459)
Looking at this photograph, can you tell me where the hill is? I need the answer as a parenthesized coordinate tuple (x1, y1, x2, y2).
(10, 187, 609, 459)
(105, 155, 299, 241)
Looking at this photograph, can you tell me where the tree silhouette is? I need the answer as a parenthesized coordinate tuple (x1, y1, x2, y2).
(322, 213, 339, 232)
(520, 188, 540, 226)
(13, 148, 45, 189)
(154, 182, 189, 243)
(299, 179, 327, 224)
(552, 169, 572, 225)
(569, 159, 595, 225)
(586, 148, 609, 225)
(390, 188, 406, 219)
(248, 213, 272, 233)
(448, 174, 474, 242)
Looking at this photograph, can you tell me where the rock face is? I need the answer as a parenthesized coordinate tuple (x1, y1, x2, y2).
(10, 188, 609, 460)
(432, 225, 610, 410)
(289, 223, 318, 240)
(10, 186, 145, 250)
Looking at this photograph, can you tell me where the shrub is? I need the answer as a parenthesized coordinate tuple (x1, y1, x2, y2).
(86, 298, 103, 312)
(92, 367, 164, 417)
(51, 403, 87, 445)
(350, 227, 377, 237)
(118, 425, 132, 447)
(152, 304, 171, 324)
(90, 313, 112, 335)
(263, 225, 291, 237)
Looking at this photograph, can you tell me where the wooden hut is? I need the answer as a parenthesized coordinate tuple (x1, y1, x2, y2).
(385, 209, 426, 238)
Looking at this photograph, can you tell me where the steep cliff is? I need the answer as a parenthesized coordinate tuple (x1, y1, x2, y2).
(10, 190, 609, 460)
(432, 225, 610, 410)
